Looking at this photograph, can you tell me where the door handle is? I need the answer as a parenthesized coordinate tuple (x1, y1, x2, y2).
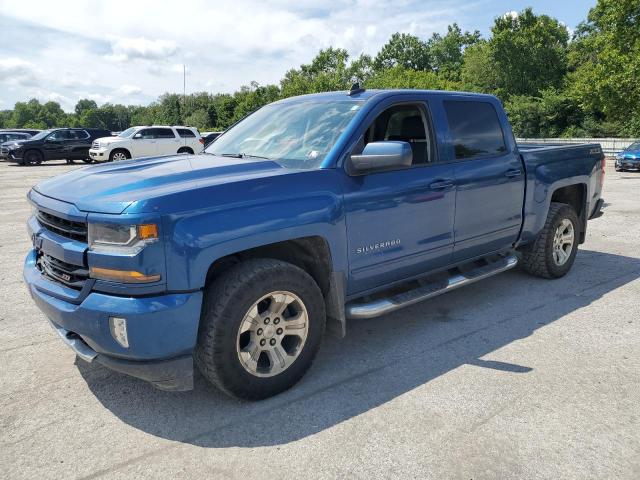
(505, 169, 522, 178)
(429, 179, 455, 190)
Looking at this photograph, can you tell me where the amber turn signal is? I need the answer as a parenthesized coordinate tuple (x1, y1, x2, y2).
(90, 266, 161, 283)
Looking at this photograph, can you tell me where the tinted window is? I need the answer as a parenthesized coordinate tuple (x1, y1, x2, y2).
(177, 128, 196, 138)
(47, 130, 73, 140)
(137, 129, 155, 139)
(71, 130, 90, 140)
(363, 104, 433, 165)
(152, 128, 175, 139)
(444, 101, 507, 159)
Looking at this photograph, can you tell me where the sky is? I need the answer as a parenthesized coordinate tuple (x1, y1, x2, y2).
(0, 0, 596, 112)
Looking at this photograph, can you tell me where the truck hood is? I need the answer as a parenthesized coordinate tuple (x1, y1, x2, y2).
(33, 154, 290, 214)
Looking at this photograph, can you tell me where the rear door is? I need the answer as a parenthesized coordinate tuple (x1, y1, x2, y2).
(68, 129, 91, 159)
(154, 127, 180, 155)
(444, 99, 525, 262)
(342, 95, 456, 295)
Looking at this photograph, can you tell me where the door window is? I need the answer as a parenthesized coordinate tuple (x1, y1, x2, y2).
(47, 130, 72, 141)
(444, 101, 507, 160)
(176, 128, 196, 138)
(361, 104, 434, 165)
(152, 128, 176, 139)
(137, 129, 155, 139)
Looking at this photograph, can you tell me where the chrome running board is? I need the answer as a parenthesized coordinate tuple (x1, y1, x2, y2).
(345, 254, 518, 320)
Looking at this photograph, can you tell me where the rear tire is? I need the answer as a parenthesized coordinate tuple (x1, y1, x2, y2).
(24, 150, 43, 166)
(520, 202, 580, 279)
(195, 258, 326, 400)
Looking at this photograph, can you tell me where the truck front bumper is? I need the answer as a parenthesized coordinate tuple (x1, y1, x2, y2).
(24, 249, 203, 391)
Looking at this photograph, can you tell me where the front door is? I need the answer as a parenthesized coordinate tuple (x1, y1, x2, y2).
(342, 99, 456, 295)
(132, 128, 158, 157)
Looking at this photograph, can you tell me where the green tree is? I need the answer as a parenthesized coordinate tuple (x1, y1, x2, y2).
(74, 99, 98, 117)
(462, 8, 569, 98)
(428, 24, 481, 81)
(568, 0, 640, 135)
(373, 33, 431, 71)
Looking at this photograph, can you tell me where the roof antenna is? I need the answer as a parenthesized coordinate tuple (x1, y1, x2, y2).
(348, 81, 365, 96)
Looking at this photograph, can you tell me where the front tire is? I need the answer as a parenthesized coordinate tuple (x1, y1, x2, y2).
(521, 202, 580, 279)
(109, 149, 130, 162)
(195, 259, 326, 400)
(24, 150, 43, 166)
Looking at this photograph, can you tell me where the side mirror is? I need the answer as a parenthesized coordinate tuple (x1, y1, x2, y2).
(348, 141, 412, 175)
(133, 133, 142, 139)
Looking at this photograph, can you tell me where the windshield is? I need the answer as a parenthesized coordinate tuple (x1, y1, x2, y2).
(29, 130, 53, 141)
(625, 142, 640, 151)
(205, 100, 363, 169)
(119, 127, 138, 138)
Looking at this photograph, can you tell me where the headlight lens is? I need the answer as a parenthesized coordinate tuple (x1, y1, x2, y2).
(88, 223, 158, 254)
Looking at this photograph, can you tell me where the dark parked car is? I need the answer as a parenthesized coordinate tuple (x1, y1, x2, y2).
(4, 128, 111, 165)
(615, 141, 640, 171)
(202, 131, 222, 147)
(0, 131, 33, 159)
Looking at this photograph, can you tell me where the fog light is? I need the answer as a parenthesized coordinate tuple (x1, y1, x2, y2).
(109, 317, 129, 348)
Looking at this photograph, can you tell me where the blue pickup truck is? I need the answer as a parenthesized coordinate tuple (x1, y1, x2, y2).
(24, 88, 605, 399)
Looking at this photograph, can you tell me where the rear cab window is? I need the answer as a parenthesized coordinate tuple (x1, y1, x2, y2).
(444, 100, 507, 160)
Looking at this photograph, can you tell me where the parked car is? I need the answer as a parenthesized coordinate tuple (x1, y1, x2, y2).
(615, 141, 640, 171)
(88, 126, 204, 162)
(202, 131, 223, 147)
(5, 128, 111, 165)
(0, 131, 33, 159)
(24, 88, 605, 399)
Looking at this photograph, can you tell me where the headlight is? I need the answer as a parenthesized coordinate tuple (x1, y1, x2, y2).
(8, 143, 20, 150)
(88, 223, 158, 254)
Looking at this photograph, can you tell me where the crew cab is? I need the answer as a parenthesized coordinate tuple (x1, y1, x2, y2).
(88, 126, 204, 162)
(24, 88, 605, 399)
(6, 128, 111, 165)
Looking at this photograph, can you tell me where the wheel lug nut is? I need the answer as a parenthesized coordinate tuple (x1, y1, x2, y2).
(257, 328, 263, 335)
(264, 318, 270, 324)
(273, 318, 280, 324)
(276, 328, 283, 335)
(260, 339, 266, 346)
(270, 339, 276, 346)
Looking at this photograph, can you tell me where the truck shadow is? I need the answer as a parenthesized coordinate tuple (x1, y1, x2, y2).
(77, 249, 640, 448)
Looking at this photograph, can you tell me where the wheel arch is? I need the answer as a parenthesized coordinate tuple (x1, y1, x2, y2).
(203, 236, 346, 338)
(177, 146, 194, 154)
(549, 183, 587, 243)
(110, 147, 131, 159)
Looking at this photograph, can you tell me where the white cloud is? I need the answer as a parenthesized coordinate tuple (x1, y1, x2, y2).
(107, 37, 178, 62)
(118, 84, 143, 95)
(503, 10, 519, 20)
(0, 0, 588, 111)
(0, 57, 39, 86)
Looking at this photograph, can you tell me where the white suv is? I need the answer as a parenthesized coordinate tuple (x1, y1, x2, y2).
(89, 126, 204, 162)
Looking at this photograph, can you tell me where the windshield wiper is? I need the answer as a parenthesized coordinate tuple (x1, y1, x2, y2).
(219, 153, 271, 160)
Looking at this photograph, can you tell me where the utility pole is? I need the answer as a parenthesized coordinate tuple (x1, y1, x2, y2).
(183, 64, 186, 124)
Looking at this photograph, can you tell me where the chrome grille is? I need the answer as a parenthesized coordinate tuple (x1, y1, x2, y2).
(37, 252, 89, 290)
(36, 210, 87, 242)
(92, 141, 100, 149)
